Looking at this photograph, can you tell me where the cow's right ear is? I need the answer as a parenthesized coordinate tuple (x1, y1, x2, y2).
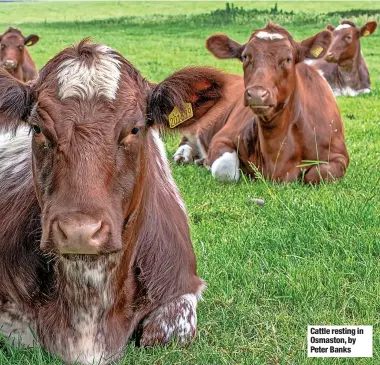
(148, 66, 226, 131)
(327, 24, 336, 31)
(206, 34, 244, 60)
(24, 34, 39, 47)
(0, 69, 33, 133)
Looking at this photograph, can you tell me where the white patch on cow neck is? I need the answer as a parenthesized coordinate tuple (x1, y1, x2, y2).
(211, 151, 240, 182)
(255, 31, 284, 40)
(335, 24, 352, 31)
(151, 129, 187, 214)
(0, 127, 32, 186)
(57, 44, 121, 100)
(304, 59, 317, 66)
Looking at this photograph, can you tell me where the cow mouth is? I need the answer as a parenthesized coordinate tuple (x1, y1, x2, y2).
(249, 105, 273, 115)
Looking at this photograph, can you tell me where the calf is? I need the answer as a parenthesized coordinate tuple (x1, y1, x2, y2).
(0, 40, 229, 364)
(0, 27, 39, 82)
(307, 20, 377, 96)
(174, 22, 349, 183)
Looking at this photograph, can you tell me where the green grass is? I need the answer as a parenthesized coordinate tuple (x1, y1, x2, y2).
(0, 2, 379, 365)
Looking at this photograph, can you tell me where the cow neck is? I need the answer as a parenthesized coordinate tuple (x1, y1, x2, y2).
(256, 89, 297, 156)
(337, 46, 369, 90)
(8, 67, 23, 81)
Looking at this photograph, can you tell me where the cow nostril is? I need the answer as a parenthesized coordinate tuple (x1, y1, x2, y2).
(246, 89, 252, 98)
(261, 89, 268, 98)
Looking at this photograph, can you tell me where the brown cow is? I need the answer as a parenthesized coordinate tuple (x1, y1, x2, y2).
(0, 27, 39, 82)
(0, 40, 231, 364)
(306, 20, 377, 96)
(174, 22, 349, 183)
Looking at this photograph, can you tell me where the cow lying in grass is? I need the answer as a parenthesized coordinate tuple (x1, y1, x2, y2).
(306, 20, 377, 96)
(174, 22, 349, 184)
(0, 40, 235, 364)
(0, 27, 39, 82)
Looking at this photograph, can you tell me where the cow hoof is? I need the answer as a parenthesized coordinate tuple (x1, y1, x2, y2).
(211, 151, 240, 182)
(139, 293, 198, 347)
(173, 145, 193, 164)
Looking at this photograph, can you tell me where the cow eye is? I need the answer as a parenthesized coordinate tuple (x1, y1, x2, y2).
(32, 125, 41, 134)
(242, 54, 249, 62)
(131, 127, 139, 135)
(1, 45, 5, 50)
(18, 45, 24, 50)
(286, 58, 292, 63)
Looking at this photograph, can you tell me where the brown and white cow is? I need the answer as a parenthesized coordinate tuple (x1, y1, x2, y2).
(306, 20, 377, 96)
(174, 22, 349, 184)
(0, 27, 39, 82)
(0, 40, 232, 364)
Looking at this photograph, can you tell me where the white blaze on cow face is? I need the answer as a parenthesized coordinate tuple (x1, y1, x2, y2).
(255, 31, 284, 40)
(335, 24, 352, 31)
(57, 45, 121, 100)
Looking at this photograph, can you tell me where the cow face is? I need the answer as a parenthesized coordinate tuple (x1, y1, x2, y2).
(206, 23, 331, 122)
(0, 40, 225, 258)
(0, 27, 39, 71)
(325, 21, 377, 66)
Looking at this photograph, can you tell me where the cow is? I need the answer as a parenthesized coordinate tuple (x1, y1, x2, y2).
(174, 22, 349, 184)
(306, 20, 377, 96)
(0, 27, 39, 82)
(0, 40, 233, 364)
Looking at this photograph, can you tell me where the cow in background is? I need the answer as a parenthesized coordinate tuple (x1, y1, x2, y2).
(0, 27, 39, 81)
(174, 22, 349, 184)
(307, 20, 377, 96)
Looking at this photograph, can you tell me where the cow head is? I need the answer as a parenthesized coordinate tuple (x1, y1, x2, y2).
(0, 27, 39, 73)
(206, 22, 332, 122)
(325, 21, 377, 66)
(0, 40, 225, 258)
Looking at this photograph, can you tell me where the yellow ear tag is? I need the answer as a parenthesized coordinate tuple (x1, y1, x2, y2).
(310, 46, 323, 57)
(363, 30, 370, 37)
(26, 41, 33, 46)
(168, 103, 193, 128)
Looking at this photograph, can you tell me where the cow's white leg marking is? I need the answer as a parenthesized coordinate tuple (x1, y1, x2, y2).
(211, 151, 240, 182)
(140, 293, 200, 346)
(173, 144, 194, 164)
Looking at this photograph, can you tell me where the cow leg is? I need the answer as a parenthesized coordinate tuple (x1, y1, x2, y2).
(139, 293, 198, 346)
(207, 146, 240, 182)
(0, 301, 36, 348)
(303, 155, 348, 183)
(173, 135, 206, 165)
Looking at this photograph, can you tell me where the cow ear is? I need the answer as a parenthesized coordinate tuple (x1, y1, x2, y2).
(206, 34, 244, 60)
(360, 22, 377, 37)
(297, 30, 332, 62)
(24, 34, 39, 47)
(148, 67, 226, 131)
(0, 69, 33, 133)
(327, 24, 335, 31)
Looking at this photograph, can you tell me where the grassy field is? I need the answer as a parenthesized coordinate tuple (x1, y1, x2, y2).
(0, 1, 379, 365)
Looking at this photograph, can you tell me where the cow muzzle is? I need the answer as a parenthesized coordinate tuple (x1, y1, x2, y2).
(50, 213, 120, 255)
(2, 59, 17, 69)
(325, 52, 338, 63)
(244, 86, 273, 114)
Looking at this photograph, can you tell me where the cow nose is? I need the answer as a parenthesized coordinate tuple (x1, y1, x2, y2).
(325, 52, 335, 61)
(3, 60, 16, 68)
(244, 87, 270, 106)
(52, 216, 110, 254)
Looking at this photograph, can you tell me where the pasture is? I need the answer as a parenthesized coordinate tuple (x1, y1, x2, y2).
(0, 1, 379, 364)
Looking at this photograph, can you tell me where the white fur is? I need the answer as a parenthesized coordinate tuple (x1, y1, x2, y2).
(333, 87, 371, 97)
(255, 31, 284, 40)
(304, 59, 317, 66)
(211, 151, 240, 182)
(173, 144, 194, 164)
(151, 129, 187, 214)
(335, 24, 352, 31)
(57, 44, 121, 100)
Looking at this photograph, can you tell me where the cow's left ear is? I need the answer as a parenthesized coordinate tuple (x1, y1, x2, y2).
(296, 30, 332, 62)
(360, 22, 377, 37)
(24, 34, 39, 47)
(148, 67, 226, 131)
